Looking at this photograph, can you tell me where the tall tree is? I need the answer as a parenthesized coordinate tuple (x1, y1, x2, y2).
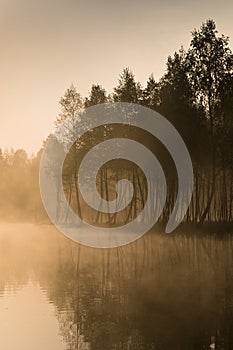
(187, 19, 233, 223)
(142, 74, 160, 109)
(159, 48, 203, 157)
(55, 85, 84, 221)
(0, 148, 3, 166)
(56, 84, 83, 125)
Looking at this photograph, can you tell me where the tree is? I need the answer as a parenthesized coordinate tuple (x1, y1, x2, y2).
(0, 148, 3, 167)
(159, 48, 203, 158)
(56, 84, 83, 125)
(113, 68, 142, 103)
(142, 74, 160, 109)
(187, 19, 233, 224)
(55, 85, 84, 221)
(187, 20, 233, 127)
(85, 84, 108, 107)
(13, 149, 28, 168)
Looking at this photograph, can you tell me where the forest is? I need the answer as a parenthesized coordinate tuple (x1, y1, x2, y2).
(0, 19, 233, 230)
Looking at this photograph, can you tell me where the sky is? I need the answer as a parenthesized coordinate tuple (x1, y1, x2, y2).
(1, 0, 233, 154)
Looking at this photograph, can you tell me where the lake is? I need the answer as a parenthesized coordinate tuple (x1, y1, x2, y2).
(0, 223, 233, 350)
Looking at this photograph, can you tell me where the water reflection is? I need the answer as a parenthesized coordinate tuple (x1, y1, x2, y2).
(0, 223, 233, 350)
(0, 280, 66, 350)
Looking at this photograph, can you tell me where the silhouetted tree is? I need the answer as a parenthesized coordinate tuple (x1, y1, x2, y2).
(113, 68, 142, 103)
(55, 85, 84, 220)
(142, 74, 160, 109)
(56, 84, 83, 125)
(187, 19, 233, 223)
(85, 84, 108, 107)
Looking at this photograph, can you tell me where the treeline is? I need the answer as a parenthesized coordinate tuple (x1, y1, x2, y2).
(1, 19, 233, 226)
(0, 148, 43, 221)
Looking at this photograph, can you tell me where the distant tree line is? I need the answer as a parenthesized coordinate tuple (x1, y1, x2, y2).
(0, 148, 42, 221)
(0, 19, 233, 227)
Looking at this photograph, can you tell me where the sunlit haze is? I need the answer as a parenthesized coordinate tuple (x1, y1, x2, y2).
(1, 0, 233, 153)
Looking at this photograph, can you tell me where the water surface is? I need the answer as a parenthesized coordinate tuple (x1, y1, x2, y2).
(0, 223, 233, 350)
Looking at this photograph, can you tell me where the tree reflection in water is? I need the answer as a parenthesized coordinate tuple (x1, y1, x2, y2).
(1, 224, 233, 350)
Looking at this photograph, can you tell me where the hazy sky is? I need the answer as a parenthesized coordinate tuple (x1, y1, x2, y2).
(1, 0, 233, 154)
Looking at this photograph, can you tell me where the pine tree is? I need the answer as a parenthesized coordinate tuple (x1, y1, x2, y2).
(85, 84, 108, 107)
(113, 68, 142, 103)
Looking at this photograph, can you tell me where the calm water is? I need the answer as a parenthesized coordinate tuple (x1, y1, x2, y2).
(0, 223, 233, 350)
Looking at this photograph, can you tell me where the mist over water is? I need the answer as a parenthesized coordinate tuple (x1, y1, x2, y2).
(0, 223, 233, 350)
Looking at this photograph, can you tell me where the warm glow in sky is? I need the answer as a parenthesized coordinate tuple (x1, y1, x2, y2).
(1, 0, 233, 154)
